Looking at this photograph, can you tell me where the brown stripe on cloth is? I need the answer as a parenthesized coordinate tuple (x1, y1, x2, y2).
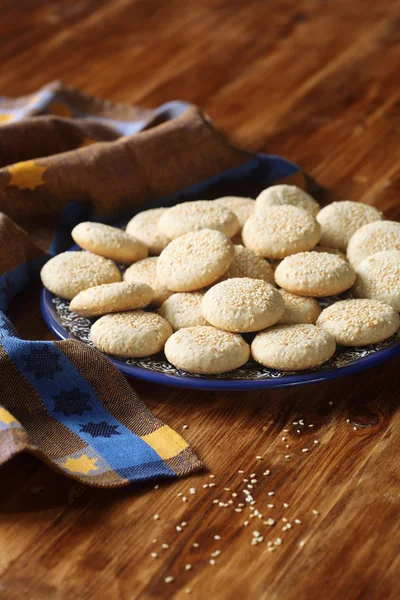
(0, 107, 251, 232)
(0, 344, 88, 459)
(0, 213, 44, 276)
(56, 339, 168, 437)
(0, 428, 30, 465)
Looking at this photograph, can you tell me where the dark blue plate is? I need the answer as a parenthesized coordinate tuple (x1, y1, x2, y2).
(40, 154, 400, 390)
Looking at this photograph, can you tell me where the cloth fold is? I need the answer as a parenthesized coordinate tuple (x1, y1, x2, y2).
(0, 82, 314, 487)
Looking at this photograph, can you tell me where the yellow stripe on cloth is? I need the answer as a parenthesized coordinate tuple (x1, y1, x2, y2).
(0, 407, 19, 425)
(141, 425, 189, 460)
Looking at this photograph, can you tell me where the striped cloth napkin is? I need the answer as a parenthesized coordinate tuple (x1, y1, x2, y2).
(0, 82, 314, 487)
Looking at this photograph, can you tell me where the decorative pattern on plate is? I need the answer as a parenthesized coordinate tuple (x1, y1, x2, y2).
(52, 296, 400, 381)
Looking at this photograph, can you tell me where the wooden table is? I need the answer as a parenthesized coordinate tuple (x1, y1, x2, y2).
(1, 1, 400, 598)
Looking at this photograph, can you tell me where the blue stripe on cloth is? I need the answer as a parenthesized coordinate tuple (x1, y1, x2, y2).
(1, 337, 175, 478)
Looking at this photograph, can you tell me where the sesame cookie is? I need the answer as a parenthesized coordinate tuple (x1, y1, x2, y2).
(164, 326, 250, 374)
(158, 292, 208, 331)
(90, 310, 172, 358)
(352, 250, 400, 311)
(277, 290, 322, 325)
(316, 201, 383, 252)
(71, 222, 148, 264)
(218, 245, 275, 284)
(242, 205, 321, 259)
(126, 208, 171, 255)
(251, 324, 336, 371)
(157, 229, 234, 292)
(70, 281, 153, 317)
(41, 251, 121, 300)
(123, 257, 172, 307)
(317, 299, 399, 346)
(255, 185, 320, 217)
(214, 196, 255, 228)
(158, 200, 240, 239)
(202, 278, 285, 332)
(275, 252, 356, 297)
(347, 220, 400, 267)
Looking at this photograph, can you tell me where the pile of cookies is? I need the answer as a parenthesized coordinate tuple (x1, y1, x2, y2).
(41, 186, 400, 374)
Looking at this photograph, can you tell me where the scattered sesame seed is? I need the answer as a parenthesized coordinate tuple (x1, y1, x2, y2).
(186, 587, 192, 594)
(286, 445, 290, 448)
(283, 503, 289, 508)
(177, 492, 183, 497)
(262, 426, 268, 431)
(312, 509, 320, 515)
(299, 540, 305, 547)
(299, 420, 304, 425)
(165, 576, 174, 583)
(275, 538, 282, 545)
(295, 519, 302, 525)
(266, 518, 275, 526)
(267, 504, 274, 508)
(286, 523, 292, 529)
(268, 546, 276, 552)
(176, 526, 182, 532)
(282, 436, 286, 442)
(224, 487, 231, 492)
(189, 488, 196, 494)
(162, 543, 169, 549)
(263, 470, 271, 475)
(232, 493, 238, 497)
(151, 552, 158, 558)
(235, 508, 243, 513)
(209, 483, 216, 487)
(152, 539, 157, 543)
(296, 429, 301, 434)
(282, 525, 288, 531)
(256, 455, 262, 460)
(314, 440, 319, 444)
(247, 484, 253, 489)
(210, 559, 216, 566)
(211, 550, 222, 557)
(251, 479, 257, 484)
(182, 496, 188, 502)
(243, 479, 249, 483)
(346, 418, 350, 423)
(253, 531, 261, 538)
(154, 485, 159, 490)
(244, 521, 249, 526)
(283, 429, 289, 433)
(185, 564, 192, 571)
(183, 425, 189, 429)
(203, 484, 209, 488)
(308, 424, 314, 428)
(213, 499, 219, 504)
(282, 517, 288, 523)
(238, 470, 245, 474)
(238, 503, 245, 507)
(209, 474, 215, 479)
(353, 427, 358, 431)
(293, 421, 298, 425)
(153, 514, 160, 520)
(329, 401, 333, 406)
(214, 535, 221, 540)
(285, 455, 291, 459)
(193, 543, 199, 548)
(268, 491, 275, 496)
(302, 448, 309, 453)
(228, 500, 233, 505)
(250, 473, 256, 478)
(181, 522, 187, 527)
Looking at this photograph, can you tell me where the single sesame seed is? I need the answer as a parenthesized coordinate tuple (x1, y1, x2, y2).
(183, 425, 189, 429)
(186, 588, 192, 594)
(346, 418, 350, 423)
(209, 474, 215, 478)
(302, 448, 309, 453)
(250, 473, 256, 478)
(262, 426, 268, 431)
(282, 436, 286, 442)
(312, 509, 320, 515)
(314, 440, 319, 444)
(299, 540, 305, 547)
(243, 520, 249, 526)
(176, 526, 182, 532)
(266, 518, 275, 526)
(224, 487, 231, 492)
(153, 514, 160, 520)
(296, 429, 301, 434)
(209, 483, 216, 487)
(354, 427, 358, 431)
(275, 538, 282, 545)
(189, 488, 196, 494)
(211, 550, 222, 557)
(308, 424, 314, 428)
(295, 519, 302, 524)
(235, 508, 243, 512)
(268, 491, 275, 496)
(152, 539, 157, 544)
(193, 543, 199, 548)
(182, 497, 188, 502)
(181, 522, 187, 527)
(213, 499, 219, 504)
(253, 531, 261, 538)
(256, 455, 262, 459)
(286, 523, 292, 529)
(185, 564, 192, 571)
(210, 559, 216, 566)
(267, 504, 274, 508)
(214, 535, 221, 540)
(247, 484, 253, 489)
(154, 485, 159, 490)
(299, 420, 305, 425)
(238, 503, 245, 507)
(282, 517, 288, 523)
(282, 525, 287, 531)
(177, 492, 183, 497)
(165, 576, 174, 583)
(283, 503, 289, 508)
(243, 479, 249, 482)
(251, 479, 257, 484)
(151, 552, 158, 558)
(162, 543, 169, 549)
(285, 455, 291, 459)
(329, 401, 333, 406)
(268, 546, 276, 552)
(238, 470, 245, 473)
(293, 421, 298, 425)
(283, 429, 289, 432)
(263, 470, 271, 475)
(286, 445, 290, 448)
(232, 492, 238, 497)
(203, 484, 209, 488)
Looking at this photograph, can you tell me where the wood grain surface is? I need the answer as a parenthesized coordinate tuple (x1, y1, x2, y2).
(1, 1, 400, 598)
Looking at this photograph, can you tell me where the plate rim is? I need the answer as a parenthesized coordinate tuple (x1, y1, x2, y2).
(40, 287, 400, 391)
